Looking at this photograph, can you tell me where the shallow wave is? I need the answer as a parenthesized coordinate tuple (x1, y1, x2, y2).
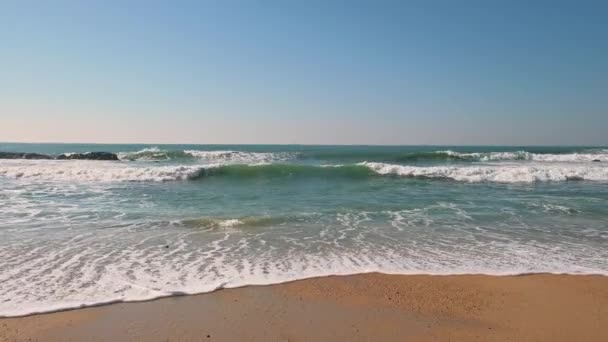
(5, 269, 606, 318)
(1, 197, 607, 316)
(1, 218, 606, 317)
(178, 216, 285, 229)
(360, 162, 608, 183)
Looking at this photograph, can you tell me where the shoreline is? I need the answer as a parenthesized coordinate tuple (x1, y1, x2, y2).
(2, 271, 606, 319)
(2, 273, 607, 341)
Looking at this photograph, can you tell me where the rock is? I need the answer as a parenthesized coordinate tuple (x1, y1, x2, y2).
(0, 151, 119, 160)
(0, 152, 53, 159)
(592, 159, 601, 162)
(56, 152, 119, 161)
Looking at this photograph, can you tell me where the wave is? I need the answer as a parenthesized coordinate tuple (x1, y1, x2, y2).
(118, 147, 295, 163)
(2, 213, 606, 318)
(200, 164, 374, 178)
(2, 160, 608, 183)
(4, 268, 606, 318)
(14, 147, 607, 164)
(157, 160, 608, 184)
(178, 216, 285, 229)
(435, 150, 608, 162)
(116, 147, 192, 161)
(0, 161, 373, 182)
(292, 148, 608, 163)
(360, 162, 608, 183)
(0, 160, 205, 182)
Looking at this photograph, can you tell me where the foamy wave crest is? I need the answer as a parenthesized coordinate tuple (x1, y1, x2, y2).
(361, 162, 608, 183)
(184, 150, 294, 164)
(118, 147, 295, 163)
(530, 153, 607, 162)
(439, 150, 608, 162)
(3, 160, 607, 183)
(0, 160, 204, 182)
(117, 147, 187, 161)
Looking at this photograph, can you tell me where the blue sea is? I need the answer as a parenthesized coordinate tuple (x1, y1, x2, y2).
(1, 143, 607, 316)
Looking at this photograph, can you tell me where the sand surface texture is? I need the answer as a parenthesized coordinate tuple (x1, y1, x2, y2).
(1, 273, 607, 341)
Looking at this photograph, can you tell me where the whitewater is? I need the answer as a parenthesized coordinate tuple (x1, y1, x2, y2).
(1, 144, 607, 316)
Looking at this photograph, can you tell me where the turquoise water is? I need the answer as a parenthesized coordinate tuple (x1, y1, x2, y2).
(1, 143, 607, 316)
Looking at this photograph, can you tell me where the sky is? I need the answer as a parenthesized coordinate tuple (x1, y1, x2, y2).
(1, 0, 607, 145)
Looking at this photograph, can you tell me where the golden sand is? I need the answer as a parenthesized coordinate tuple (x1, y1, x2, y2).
(2, 273, 607, 341)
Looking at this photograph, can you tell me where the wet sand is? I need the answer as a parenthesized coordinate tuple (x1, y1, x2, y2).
(1, 273, 607, 341)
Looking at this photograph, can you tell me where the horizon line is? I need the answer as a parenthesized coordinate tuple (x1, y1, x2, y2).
(1, 141, 606, 148)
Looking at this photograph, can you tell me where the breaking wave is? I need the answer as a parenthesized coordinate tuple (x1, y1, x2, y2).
(106, 147, 608, 164)
(0, 160, 205, 182)
(2, 160, 608, 183)
(435, 150, 608, 162)
(118, 147, 295, 163)
(294, 149, 608, 163)
(360, 162, 608, 183)
(0, 161, 374, 182)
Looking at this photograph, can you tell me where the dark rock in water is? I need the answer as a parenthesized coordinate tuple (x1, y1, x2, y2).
(26, 153, 53, 159)
(0, 152, 53, 159)
(56, 152, 119, 161)
(592, 159, 601, 162)
(0, 151, 118, 160)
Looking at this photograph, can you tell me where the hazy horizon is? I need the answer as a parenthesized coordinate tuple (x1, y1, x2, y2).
(2, 1, 607, 145)
(2, 141, 607, 148)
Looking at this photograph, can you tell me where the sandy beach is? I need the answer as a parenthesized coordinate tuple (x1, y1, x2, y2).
(3, 0, 608, 339)
(1, 273, 607, 341)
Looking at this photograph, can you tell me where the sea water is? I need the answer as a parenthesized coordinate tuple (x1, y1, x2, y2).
(1, 143, 607, 316)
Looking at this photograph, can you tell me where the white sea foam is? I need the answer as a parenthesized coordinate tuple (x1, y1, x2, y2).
(217, 219, 245, 228)
(0, 160, 205, 182)
(1, 210, 606, 317)
(2, 159, 608, 183)
(117, 147, 295, 163)
(117, 147, 169, 161)
(184, 150, 294, 163)
(439, 150, 608, 162)
(361, 161, 608, 183)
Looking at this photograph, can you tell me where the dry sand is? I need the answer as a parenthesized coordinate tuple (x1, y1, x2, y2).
(1, 273, 607, 341)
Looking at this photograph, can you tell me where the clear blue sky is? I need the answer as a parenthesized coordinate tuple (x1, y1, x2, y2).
(1, 0, 606, 145)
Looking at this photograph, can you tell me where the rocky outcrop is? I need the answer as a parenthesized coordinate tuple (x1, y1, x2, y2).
(56, 152, 119, 161)
(0, 152, 53, 159)
(0, 151, 119, 160)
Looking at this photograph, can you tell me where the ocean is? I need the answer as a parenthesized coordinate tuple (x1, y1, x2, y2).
(1, 143, 607, 316)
